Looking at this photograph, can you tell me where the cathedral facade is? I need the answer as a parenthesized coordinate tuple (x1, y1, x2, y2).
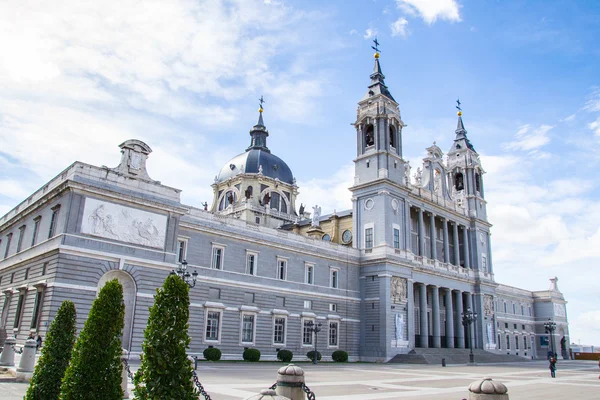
(0, 52, 569, 362)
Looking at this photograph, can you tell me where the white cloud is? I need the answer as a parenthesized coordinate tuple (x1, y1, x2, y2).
(395, 0, 461, 24)
(391, 18, 410, 38)
(588, 117, 600, 136)
(296, 164, 354, 214)
(364, 28, 378, 39)
(504, 124, 553, 151)
(584, 87, 600, 112)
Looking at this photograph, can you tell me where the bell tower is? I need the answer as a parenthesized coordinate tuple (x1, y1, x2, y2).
(350, 41, 409, 252)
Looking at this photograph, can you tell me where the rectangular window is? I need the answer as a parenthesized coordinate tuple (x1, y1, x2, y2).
(273, 317, 286, 344)
(505, 323, 508, 329)
(330, 268, 339, 289)
(246, 252, 257, 276)
(205, 311, 220, 341)
(10, 273, 14, 284)
(255, 216, 261, 224)
(365, 227, 374, 249)
(31, 217, 41, 246)
(329, 303, 337, 312)
(16, 226, 26, 253)
(305, 264, 314, 285)
(506, 335, 510, 349)
(514, 324, 517, 329)
(512, 304, 516, 314)
(303, 319, 314, 345)
(30, 290, 45, 330)
(515, 336, 519, 349)
(0, 296, 10, 327)
(524, 336, 527, 350)
(303, 300, 312, 309)
(48, 205, 60, 238)
(504, 302, 507, 313)
(521, 305, 524, 315)
(211, 247, 223, 270)
(4, 233, 12, 259)
(277, 259, 287, 280)
(393, 228, 400, 249)
(41, 263, 48, 276)
(177, 239, 187, 263)
(14, 291, 26, 329)
(242, 314, 255, 343)
(329, 321, 339, 347)
(24, 268, 30, 280)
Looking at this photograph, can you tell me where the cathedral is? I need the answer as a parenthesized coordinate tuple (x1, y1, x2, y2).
(0, 48, 569, 362)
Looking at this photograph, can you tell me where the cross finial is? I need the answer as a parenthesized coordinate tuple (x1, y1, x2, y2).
(456, 98, 462, 112)
(371, 37, 381, 53)
(258, 95, 265, 111)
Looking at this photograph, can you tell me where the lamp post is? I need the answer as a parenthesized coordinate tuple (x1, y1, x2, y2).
(544, 318, 557, 358)
(305, 321, 322, 364)
(170, 260, 199, 288)
(462, 307, 478, 364)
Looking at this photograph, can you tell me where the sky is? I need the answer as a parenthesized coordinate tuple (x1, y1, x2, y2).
(1, 0, 599, 345)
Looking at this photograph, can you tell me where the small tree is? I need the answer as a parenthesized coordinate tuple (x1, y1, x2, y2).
(60, 279, 125, 400)
(25, 300, 77, 400)
(134, 274, 197, 400)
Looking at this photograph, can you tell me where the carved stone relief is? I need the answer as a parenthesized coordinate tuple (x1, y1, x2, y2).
(391, 277, 407, 304)
(81, 198, 167, 249)
(483, 295, 494, 316)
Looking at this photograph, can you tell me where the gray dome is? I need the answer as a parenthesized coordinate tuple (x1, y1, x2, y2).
(216, 149, 294, 184)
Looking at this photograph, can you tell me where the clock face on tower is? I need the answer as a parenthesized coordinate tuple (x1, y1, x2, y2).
(342, 229, 352, 244)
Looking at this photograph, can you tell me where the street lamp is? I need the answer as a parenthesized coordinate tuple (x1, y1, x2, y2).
(170, 260, 199, 288)
(544, 318, 557, 358)
(305, 321, 322, 364)
(462, 307, 478, 364)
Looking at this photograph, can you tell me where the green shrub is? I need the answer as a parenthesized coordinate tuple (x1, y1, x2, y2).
(60, 279, 125, 400)
(332, 350, 349, 362)
(203, 347, 222, 361)
(133, 274, 197, 400)
(306, 350, 322, 362)
(277, 349, 293, 362)
(25, 300, 77, 400)
(243, 348, 261, 362)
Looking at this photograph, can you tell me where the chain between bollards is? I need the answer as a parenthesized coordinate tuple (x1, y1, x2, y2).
(191, 369, 212, 400)
(121, 358, 135, 382)
(11, 344, 24, 355)
(268, 382, 316, 399)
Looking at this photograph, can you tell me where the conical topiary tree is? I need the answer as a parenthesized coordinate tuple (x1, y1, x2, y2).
(60, 279, 125, 400)
(134, 274, 197, 399)
(25, 300, 77, 400)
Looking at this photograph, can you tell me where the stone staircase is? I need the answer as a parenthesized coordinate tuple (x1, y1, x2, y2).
(388, 348, 531, 365)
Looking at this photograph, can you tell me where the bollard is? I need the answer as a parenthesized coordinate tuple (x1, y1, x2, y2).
(16, 339, 38, 382)
(0, 337, 16, 367)
(121, 348, 130, 399)
(442, 358, 446, 367)
(244, 388, 290, 400)
(468, 377, 508, 400)
(275, 364, 305, 400)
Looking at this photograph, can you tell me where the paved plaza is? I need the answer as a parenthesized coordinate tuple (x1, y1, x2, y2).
(1, 360, 599, 399)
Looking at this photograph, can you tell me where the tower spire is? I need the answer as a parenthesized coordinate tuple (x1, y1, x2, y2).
(452, 99, 475, 151)
(247, 96, 270, 152)
(362, 38, 396, 102)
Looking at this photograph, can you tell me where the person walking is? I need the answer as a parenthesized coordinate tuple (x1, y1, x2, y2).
(549, 356, 557, 378)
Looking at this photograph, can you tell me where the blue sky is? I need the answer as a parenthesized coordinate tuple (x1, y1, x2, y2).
(1, 0, 600, 345)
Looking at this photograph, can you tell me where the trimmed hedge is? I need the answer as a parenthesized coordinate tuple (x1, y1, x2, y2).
(60, 279, 125, 400)
(203, 347, 222, 361)
(25, 300, 77, 400)
(134, 274, 197, 400)
(306, 350, 322, 362)
(277, 349, 293, 362)
(332, 350, 349, 362)
(243, 348, 261, 362)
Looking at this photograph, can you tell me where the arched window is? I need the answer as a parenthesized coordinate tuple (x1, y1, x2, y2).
(389, 125, 396, 148)
(244, 185, 253, 199)
(365, 124, 375, 147)
(218, 190, 237, 211)
(264, 191, 289, 214)
(475, 172, 481, 193)
(454, 172, 464, 191)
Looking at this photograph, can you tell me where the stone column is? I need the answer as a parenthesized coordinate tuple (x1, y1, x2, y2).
(276, 364, 306, 400)
(16, 338, 37, 382)
(431, 285, 441, 348)
(407, 279, 415, 348)
(405, 203, 412, 251)
(455, 290, 465, 348)
(453, 223, 460, 266)
(418, 209, 425, 256)
(419, 283, 428, 348)
(0, 337, 16, 366)
(445, 288, 455, 348)
(443, 218, 450, 263)
(463, 226, 471, 269)
(430, 213, 437, 261)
